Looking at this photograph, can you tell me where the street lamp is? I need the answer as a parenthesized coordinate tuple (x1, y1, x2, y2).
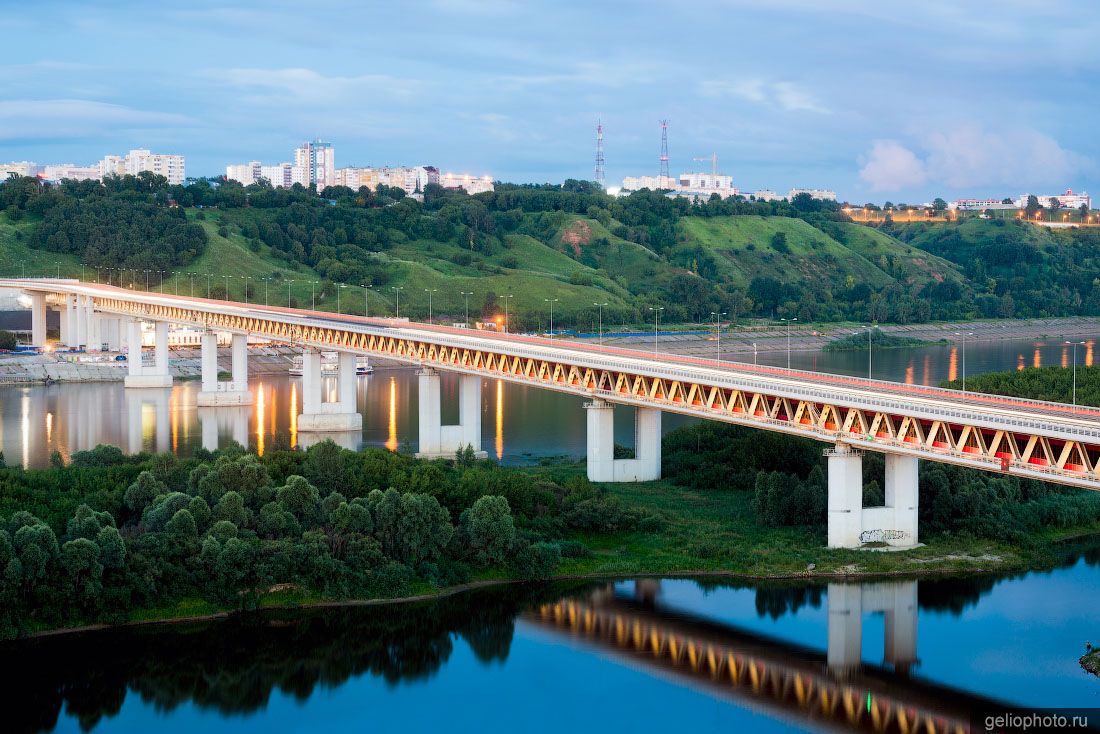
(593, 301, 608, 345)
(337, 283, 347, 314)
(544, 298, 559, 340)
(1066, 341, 1086, 405)
(424, 288, 438, 323)
(866, 324, 876, 380)
(781, 317, 798, 369)
(145, 270, 151, 290)
(753, 342, 758, 366)
(502, 293, 514, 333)
(206, 273, 212, 298)
(287, 280, 294, 307)
(361, 283, 372, 317)
(54, 261, 60, 279)
(391, 286, 403, 318)
(648, 305, 664, 355)
(711, 310, 726, 364)
(954, 331, 974, 392)
(311, 281, 318, 310)
(460, 291, 473, 326)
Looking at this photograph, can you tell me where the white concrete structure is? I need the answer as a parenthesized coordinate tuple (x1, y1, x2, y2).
(621, 174, 678, 191)
(197, 332, 251, 406)
(41, 164, 100, 182)
(100, 149, 186, 184)
(294, 140, 335, 190)
(827, 581, 917, 675)
(123, 320, 172, 388)
(1018, 189, 1091, 210)
(0, 161, 38, 177)
(678, 171, 735, 191)
(827, 444, 919, 549)
(416, 368, 486, 459)
(789, 188, 837, 202)
(585, 399, 661, 482)
(226, 161, 262, 186)
(126, 388, 172, 455)
(297, 348, 361, 431)
(198, 406, 249, 452)
(29, 292, 46, 347)
(439, 172, 495, 194)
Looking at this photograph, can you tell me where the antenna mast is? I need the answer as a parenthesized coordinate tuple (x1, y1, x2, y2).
(658, 120, 670, 180)
(594, 119, 605, 187)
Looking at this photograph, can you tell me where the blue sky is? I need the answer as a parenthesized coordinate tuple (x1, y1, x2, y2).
(1, 0, 1097, 202)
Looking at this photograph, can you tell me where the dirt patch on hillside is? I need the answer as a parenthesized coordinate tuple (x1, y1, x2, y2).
(560, 220, 592, 256)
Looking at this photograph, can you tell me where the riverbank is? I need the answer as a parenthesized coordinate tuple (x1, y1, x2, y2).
(1082, 649, 1100, 677)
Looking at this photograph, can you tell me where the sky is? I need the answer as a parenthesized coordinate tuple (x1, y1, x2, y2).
(1, 0, 1098, 203)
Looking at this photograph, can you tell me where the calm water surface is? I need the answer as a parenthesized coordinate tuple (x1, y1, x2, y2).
(6, 550, 1100, 734)
(0, 334, 1094, 468)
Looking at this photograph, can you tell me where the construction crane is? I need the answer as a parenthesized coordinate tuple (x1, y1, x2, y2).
(692, 153, 718, 177)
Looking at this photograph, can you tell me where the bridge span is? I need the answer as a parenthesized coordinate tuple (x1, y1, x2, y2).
(7, 278, 1100, 548)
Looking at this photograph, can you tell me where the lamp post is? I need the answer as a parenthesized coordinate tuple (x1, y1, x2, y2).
(145, 270, 151, 290)
(648, 305, 664, 356)
(502, 294, 513, 333)
(593, 301, 608, 345)
(781, 317, 798, 369)
(263, 277, 270, 306)
(337, 283, 347, 314)
(206, 273, 212, 298)
(460, 291, 473, 326)
(711, 310, 726, 364)
(54, 261, 60, 279)
(222, 274, 230, 300)
(866, 325, 875, 380)
(753, 342, 758, 366)
(544, 298, 559, 340)
(362, 283, 372, 317)
(1066, 340, 1086, 405)
(955, 331, 974, 392)
(391, 286, 403, 318)
(287, 280, 294, 307)
(311, 281, 317, 310)
(424, 288, 437, 323)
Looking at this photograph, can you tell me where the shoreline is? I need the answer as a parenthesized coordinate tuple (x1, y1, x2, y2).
(9, 560, 1030, 642)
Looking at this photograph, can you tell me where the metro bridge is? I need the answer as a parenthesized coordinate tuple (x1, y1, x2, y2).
(7, 278, 1100, 549)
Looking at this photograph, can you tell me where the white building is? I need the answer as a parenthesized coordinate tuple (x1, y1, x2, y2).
(752, 189, 784, 202)
(1017, 189, 1092, 210)
(678, 172, 735, 191)
(42, 164, 101, 182)
(0, 161, 38, 178)
(260, 163, 308, 188)
(294, 140, 335, 190)
(225, 161, 262, 186)
(949, 198, 1017, 211)
(788, 188, 837, 202)
(439, 172, 494, 194)
(97, 149, 186, 184)
(621, 175, 677, 191)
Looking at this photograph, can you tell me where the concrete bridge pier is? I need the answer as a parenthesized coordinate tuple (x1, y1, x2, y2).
(585, 399, 661, 482)
(125, 388, 171, 454)
(197, 332, 252, 406)
(61, 296, 76, 348)
(416, 368, 486, 459)
(81, 297, 101, 351)
(827, 581, 918, 676)
(297, 349, 361, 432)
(27, 292, 47, 347)
(123, 320, 173, 388)
(198, 406, 250, 452)
(827, 444, 919, 548)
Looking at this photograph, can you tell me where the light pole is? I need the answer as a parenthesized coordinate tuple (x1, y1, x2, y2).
(287, 280, 294, 307)
(206, 273, 212, 298)
(223, 274, 230, 300)
(648, 305, 664, 355)
(954, 331, 974, 392)
(424, 288, 437, 323)
(337, 283, 347, 314)
(460, 291, 473, 326)
(711, 310, 726, 364)
(362, 283, 372, 317)
(781, 317, 798, 369)
(54, 261, 60, 279)
(145, 270, 151, 290)
(594, 301, 608, 345)
(544, 298, 559, 339)
(311, 281, 317, 310)
(242, 275, 249, 303)
(263, 277, 270, 306)
(502, 294, 513, 333)
(391, 286, 403, 318)
(753, 342, 758, 366)
(866, 325, 875, 380)
(1066, 340, 1086, 405)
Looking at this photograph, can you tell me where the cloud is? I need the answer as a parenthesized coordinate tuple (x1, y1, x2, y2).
(213, 67, 424, 105)
(0, 99, 193, 142)
(859, 140, 927, 191)
(700, 78, 829, 113)
(859, 125, 1089, 192)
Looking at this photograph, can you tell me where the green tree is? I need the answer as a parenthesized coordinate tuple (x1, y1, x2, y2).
(463, 496, 516, 566)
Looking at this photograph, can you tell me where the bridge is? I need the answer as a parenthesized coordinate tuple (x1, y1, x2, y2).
(526, 580, 999, 734)
(7, 277, 1100, 548)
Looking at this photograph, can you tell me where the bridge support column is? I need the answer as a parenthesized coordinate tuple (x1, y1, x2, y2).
(62, 296, 75, 347)
(828, 446, 919, 549)
(297, 349, 361, 432)
(102, 317, 122, 352)
(585, 399, 661, 482)
(197, 332, 252, 406)
(83, 298, 100, 351)
(28, 293, 46, 347)
(74, 296, 88, 349)
(124, 320, 173, 388)
(826, 583, 863, 674)
(828, 581, 918, 676)
(416, 368, 485, 459)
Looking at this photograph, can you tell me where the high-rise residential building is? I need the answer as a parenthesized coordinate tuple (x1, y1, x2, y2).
(41, 164, 101, 182)
(260, 163, 309, 188)
(439, 172, 494, 194)
(226, 161, 263, 185)
(0, 161, 39, 177)
(788, 188, 837, 202)
(294, 140, 335, 190)
(97, 149, 186, 184)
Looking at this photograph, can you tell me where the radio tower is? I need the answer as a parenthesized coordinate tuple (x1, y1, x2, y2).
(594, 119, 606, 187)
(658, 120, 671, 180)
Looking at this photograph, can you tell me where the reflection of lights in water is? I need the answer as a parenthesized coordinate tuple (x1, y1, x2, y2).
(45, 412, 52, 443)
(1017, 354, 1025, 371)
(1033, 347, 1041, 369)
(289, 383, 298, 449)
(921, 355, 930, 386)
(1088, 341, 1095, 367)
(170, 390, 179, 453)
(270, 386, 277, 436)
(385, 377, 397, 452)
(947, 347, 958, 382)
(21, 395, 29, 468)
(142, 403, 155, 450)
(495, 379, 504, 460)
(255, 383, 265, 456)
(1062, 346, 1069, 369)
(904, 361, 914, 385)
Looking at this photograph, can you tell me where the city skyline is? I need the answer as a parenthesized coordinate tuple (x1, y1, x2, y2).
(1, 1, 1097, 201)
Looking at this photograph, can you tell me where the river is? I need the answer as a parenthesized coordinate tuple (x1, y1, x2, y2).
(0, 334, 1095, 469)
(5, 547, 1100, 734)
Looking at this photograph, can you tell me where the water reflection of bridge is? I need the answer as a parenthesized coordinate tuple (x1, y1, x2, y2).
(526, 581, 1002, 734)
